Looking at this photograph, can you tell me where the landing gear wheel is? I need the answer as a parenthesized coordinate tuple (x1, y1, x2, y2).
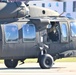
(4, 59, 18, 68)
(38, 54, 54, 69)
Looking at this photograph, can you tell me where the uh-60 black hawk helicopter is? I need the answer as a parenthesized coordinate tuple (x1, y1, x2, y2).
(0, 0, 76, 69)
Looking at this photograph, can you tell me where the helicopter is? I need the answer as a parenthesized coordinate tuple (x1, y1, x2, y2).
(0, 0, 76, 69)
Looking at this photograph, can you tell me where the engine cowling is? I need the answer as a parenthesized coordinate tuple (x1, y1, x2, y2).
(0, 2, 29, 19)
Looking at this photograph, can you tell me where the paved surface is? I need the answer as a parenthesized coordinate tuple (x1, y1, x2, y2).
(0, 62, 76, 75)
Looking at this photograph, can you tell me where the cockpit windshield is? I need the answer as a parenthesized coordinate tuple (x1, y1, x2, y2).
(70, 22, 76, 37)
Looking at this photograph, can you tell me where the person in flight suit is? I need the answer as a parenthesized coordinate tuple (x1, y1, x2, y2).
(48, 22, 59, 42)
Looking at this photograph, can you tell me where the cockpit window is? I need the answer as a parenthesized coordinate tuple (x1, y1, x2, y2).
(4, 24, 19, 43)
(70, 22, 76, 37)
(22, 24, 36, 42)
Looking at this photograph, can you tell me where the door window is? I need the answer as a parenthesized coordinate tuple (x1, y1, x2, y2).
(4, 24, 19, 43)
(22, 24, 36, 42)
(70, 22, 76, 37)
(61, 23, 68, 42)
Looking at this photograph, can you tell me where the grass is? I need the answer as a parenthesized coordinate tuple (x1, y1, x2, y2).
(55, 57, 76, 62)
(0, 60, 4, 63)
(25, 58, 37, 63)
(0, 57, 76, 63)
(25, 57, 76, 63)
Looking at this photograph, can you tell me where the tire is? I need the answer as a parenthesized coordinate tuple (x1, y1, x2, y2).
(39, 54, 54, 69)
(4, 59, 18, 68)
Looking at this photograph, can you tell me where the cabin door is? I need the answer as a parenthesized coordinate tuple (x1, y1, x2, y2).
(70, 21, 76, 49)
(2, 24, 25, 58)
(22, 24, 38, 57)
(46, 22, 69, 55)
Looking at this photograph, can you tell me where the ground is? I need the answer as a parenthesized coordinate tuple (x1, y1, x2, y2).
(0, 62, 76, 75)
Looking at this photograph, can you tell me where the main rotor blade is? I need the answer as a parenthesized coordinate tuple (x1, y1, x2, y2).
(8, 0, 64, 2)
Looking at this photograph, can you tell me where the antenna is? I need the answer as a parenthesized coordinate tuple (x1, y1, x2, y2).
(59, 12, 65, 16)
(25, 0, 42, 4)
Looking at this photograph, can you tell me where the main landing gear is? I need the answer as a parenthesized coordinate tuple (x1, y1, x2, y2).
(38, 44, 54, 69)
(4, 59, 18, 68)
